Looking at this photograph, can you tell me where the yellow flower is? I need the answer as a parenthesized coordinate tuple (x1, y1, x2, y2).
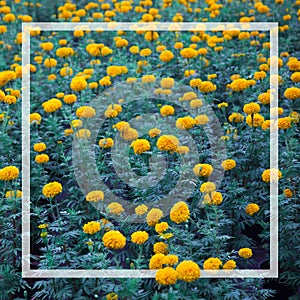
(35, 154, 49, 164)
(278, 117, 292, 130)
(176, 145, 190, 155)
(56, 47, 74, 58)
(142, 74, 156, 83)
(243, 102, 260, 114)
(38, 223, 49, 229)
(230, 78, 250, 92)
(245, 203, 260, 216)
(238, 248, 253, 259)
(155, 222, 169, 234)
(5, 190, 22, 199)
(135, 204, 148, 215)
(42, 99, 62, 113)
(157, 135, 179, 152)
(99, 76, 112, 86)
(195, 114, 209, 125)
(262, 169, 282, 183)
(70, 119, 82, 128)
(64, 129, 73, 137)
(99, 138, 114, 148)
(193, 164, 213, 177)
(254, 71, 267, 81)
(211, 191, 223, 205)
(258, 92, 271, 105)
(86, 190, 104, 202)
(223, 260, 236, 270)
(42, 181, 62, 198)
(246, 113, 264, 127)
(106, 292, 118, 300)
(160, 105, 175, 117)
(170, 201, 190, 224)
(176, 260, 201, 282)
(146, 208, 163, 226)
(121, 128, 138, 141)
(0, 166, 19, 181)
(180, 48, 198, 59)
(283, 188, 293, 198)
(218, 102, 228, 109)
(200, 182, 216, 193)
(40, 42, 54, 51)
(3, 95, 16, 104)
(131, 139, 151, 154)
(203, 257, 222, 270)
(199, 81, 216, 93)
(149, 253, 165, 269)
(63, 94, 77, 104)
(176, 116, 196, 130)
(33, 143, 46, 152)
(190, 99, 203, 108)
(179, 92, 197, 101)
(76, 106, 96, 118)
(159, 50, 174, 63)
(162, 255, 178, 266)
(131, 231, 149, 244)
(105, 109, 118, 118)
(102, 230, 126, 249)
(70, 77, 87, 92)
(160, 78, 174, 89)
(221, 159, 236, 171)
(284, 87, 300, 100)
(291, 72, 300, 83)
(107, 202, 124, 215)
(154, 242, 168, 254)
(76, 129, 91, 139)
(155, 267, 177, 285)
(107, 104, 122, 113)
(44, 58, 57, 68)
(148, 128, 161, 138)
(0, 70, 16, 86)
(83, 221, 101, 235)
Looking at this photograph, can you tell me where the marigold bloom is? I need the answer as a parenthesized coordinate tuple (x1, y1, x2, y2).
(162, 255, 178, 266)
(203, 257, 222, 270)
(86, 190, 104, 202)
(33, 142, 46, 152)
(148, 128, 161, 138)
(155, 222, 169, 234)
(193, 164, 213, 177)
(131, 139, 151, 154)
(195, 114, 209, 125)
(190, 99, 203, 108)
(107, 202, 124, 215)
(76, 129, 91, 139)
(246, 113, 264, 127)
(170, 201, 190, 224)
(200, 182, 216, 193)
(76, 106, 96, 118)
(82, 221, 101, 235)
(180, 48, 198, 59)
(230, 78, 249, 92)
(44, 58, 57, 68)
(56, 47, 74, 58)
(99, 138, 114, 148)
(154, 242, 168, 254)
(106, 292, 118, 300)
(157, 135, 179, 152)
(70, 77, 87, 92)
(160, 78, 175, 89)
(284, 87, 300, 100)
(243, 102, 260, 114)
(35, 154, 49, 164)
(159, 50, 174, 62)
(131, 231, 149, 244)
(176, 116, 196, 130)
(221, 159, 236, 171)
(283, 188, 293, 198)
(238, 248, 253, 259)
(135, 204, 148, 215)
(42, 181, 62, 198)
(278, 117, 292, 130)
(176, 260, 201, 282)
(228, 112, 243, 123)
(146, 208, 163, 226)
(42, 99, 62, 113)
(103, 230, 126, 249)
(160, 105, 175, 116)
(121, 128, 138, 141)
(262, 168, 282, 182)
(245, 203, 260, 216)
(149, 253, 165, 269)
(3, 95, 16, 104)
(223, 260, 236, 270)
(199, 81, 216, 93)
(179, 92, 197, 101)
(291, 72, 300, 83)
(0, 166, 19, 181)
(5, 190, 22, 199)
(142, 74, 156, 83)
(155, 267, 177, 285)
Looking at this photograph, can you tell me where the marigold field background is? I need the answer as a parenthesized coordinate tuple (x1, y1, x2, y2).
(0, 0, 300, 299)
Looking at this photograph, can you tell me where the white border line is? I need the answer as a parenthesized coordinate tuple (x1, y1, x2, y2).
(22, 22, 278, 278)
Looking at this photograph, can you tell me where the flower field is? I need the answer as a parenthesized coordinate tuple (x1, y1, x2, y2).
(0, 0, 300, 299)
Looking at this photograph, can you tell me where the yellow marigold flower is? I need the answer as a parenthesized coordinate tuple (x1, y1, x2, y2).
(40, 232, 48, 238)
(160, 105, 175, 117)
(157, 135, 179, 152)
(211, 191, 223, 205)
(170, 201, 190, 224)
(40, 42, 53, 51)
(113, 121, 130, 132)
(105, 109, 119, 118)
(149, 253, 165, 269)
(223, 260, 236, 270)
(140, 48, 152, 57)
(254, 71, 267, 81)
(155, 222, 169, 234)
(291, 72, 300, 83)
(56, 47, 74, 58)
(146, 208, 163, 226)
(76, 129, 91, 139)
(0, 70, 16, 86)
(200, 81, 216, 93)
(37, 223, 49, 229)
(107, 202, 124, 215)
(230, 78, 250, 92)
(221, 159, 236, 171)
(99, 138, 114, 148)
(103, 230, 126, 249)
(195, 114, 209, 125)
(44, 58, 57, 68)
(35, 154, 49, 164)
(33, 142, 46, 152)
(148, 128, 161, 138)
(218, 102, 228, 109)
(106, 66, 122, 77)
(261, 120, 271, 131)
(200, 182, 216, 193)
(142, 74, 156, 83)
(130, 46, 139, 54)
(180, 48, 198, 59)
(62, 94, 76, 105)
(0, 166, 19, 181)
(3, 95, 16, 104)
(284, 87, 300, 100)
(155, 267, 177, 285)
(278, 117, 292, 130)
(86, 190, 104, 202)
(60, 67, 73, 77)
(176, 260, 201, 282)
(99, 75, 112, 86)
(5, 190, 22, 199)
(190, 79, 202, 89)
(179, 92, 197, 101)
(128, 230, 149, 245)
(83, 221, 101, 235)
(71, 119, 82, 128)
(284, 188, 293, 198)
(176, 145, 190, 155)
(290, 111, 299, 123)
(160, 78, 174, 89)
(203, 257, 222, 270)
(76, 106, 96, 118)
(262, 168, 282, 183)
(176, 116, 195, 130)
(190, 99, 203, 108)
(121, 128, 138, 141)
(246, 113, 264, 127)
(243, 102, 260, 114)
(162, 255, 178, 266)
(42, 181, 62, 198)
(245, 203, 260, 216)
(193, 164, 213, 177)
(107, 104, 122, 113)
(135, 204, 148, 215)
(131, 139, 151, 154)
(106, 292, 118, 300)
(154, 242, 168, 254)
(70, 77, 87, 92)
(159, 50, 174, 63)
(238, 248, 253, 259)
(258, 92, 271, 105)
